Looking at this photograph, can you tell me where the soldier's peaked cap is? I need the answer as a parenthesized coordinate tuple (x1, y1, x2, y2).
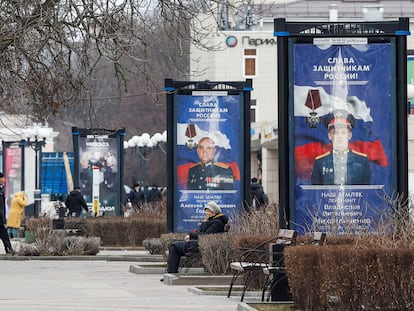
(324, 110, 355, 129)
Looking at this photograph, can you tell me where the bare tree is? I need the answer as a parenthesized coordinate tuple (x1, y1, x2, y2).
(0, 0, 271, 121)
(0, 1, 199, 121)
(0, 0, 270, 186)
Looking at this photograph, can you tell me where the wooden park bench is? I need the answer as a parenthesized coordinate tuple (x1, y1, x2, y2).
(227, 229, 297, 302)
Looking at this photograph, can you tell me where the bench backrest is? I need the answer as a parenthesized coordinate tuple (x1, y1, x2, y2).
(310, 231, 326, 245)
(269, 229, 297, 266)
(275, 229, 297, 246)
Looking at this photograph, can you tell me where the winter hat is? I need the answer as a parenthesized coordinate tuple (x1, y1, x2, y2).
(204, 201, 221, 214)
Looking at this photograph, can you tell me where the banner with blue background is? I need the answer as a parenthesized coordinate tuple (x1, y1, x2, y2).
(174, 93, 243, 232)
(292, 43, 396, 234)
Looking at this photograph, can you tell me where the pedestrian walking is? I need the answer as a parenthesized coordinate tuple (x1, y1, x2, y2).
(65, 187, 89, 217)
(0, 172, 13, 254)
(7, 191, 28, 238)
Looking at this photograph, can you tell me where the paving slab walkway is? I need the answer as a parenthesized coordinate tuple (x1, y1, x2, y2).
(0, 246, 256, 311)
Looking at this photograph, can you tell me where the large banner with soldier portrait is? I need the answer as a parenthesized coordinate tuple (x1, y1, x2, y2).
(292, 42, 397, 234)
(174, 92, 243, 232)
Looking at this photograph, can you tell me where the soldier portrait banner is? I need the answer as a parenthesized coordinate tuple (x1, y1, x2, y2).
(275, 18, 409, 235)
(291, 42, 398, 234)
(72, 128, 125, 216)
(166, 80, 252, 233)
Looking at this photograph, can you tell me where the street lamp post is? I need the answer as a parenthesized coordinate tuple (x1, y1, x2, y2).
(27, 136, 45, 192)
(124, 131, 167, 187)
(23, 126, 53, 217)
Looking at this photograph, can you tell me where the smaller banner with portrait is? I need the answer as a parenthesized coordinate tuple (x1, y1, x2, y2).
(2, 142, 24, 213)
(166, 80, 252, 233)
(72, 128, 125, 216)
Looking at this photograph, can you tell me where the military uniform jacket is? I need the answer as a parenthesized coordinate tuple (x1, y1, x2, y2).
(311, 149, 371, 185)
(187, 161, 234, 190)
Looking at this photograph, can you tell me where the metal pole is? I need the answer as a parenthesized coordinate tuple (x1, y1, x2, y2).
(31, 136, 44, 218)
(274, 18, 290, 229)
(34, 146, 39, 190)
(34, 145, 39, 217)
(39, 142, 43, 192)
(143, 147, 147, 187)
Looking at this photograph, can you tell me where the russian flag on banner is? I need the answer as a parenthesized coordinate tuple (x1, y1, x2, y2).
(294, 85, 389, 183)
(292, 44, 395, 185)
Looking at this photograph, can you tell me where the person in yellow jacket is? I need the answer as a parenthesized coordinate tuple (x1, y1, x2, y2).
(6, 191, 28, 238)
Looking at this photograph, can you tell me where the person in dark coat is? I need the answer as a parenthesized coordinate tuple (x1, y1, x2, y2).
(311, 110, 371, 185)
(65, 187, 89, 217)
(127, 183, 146, 208)
(166, 201, 229, 274)
(250, 178, 267, 208)
(147, 185, 162, 202)
(0, 172, 13, 254)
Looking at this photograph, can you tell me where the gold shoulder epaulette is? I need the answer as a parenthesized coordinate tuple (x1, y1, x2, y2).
(190, 162, 201, 169)
(315, 151, 331, 160)
(351, 150, 368, 157)
(214, 162, 230, 169)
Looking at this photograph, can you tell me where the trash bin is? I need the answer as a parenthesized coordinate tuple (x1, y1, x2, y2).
(271, 273, 291, 301)
(270, 243, 292, 301)
(52, 219, 65, 229)
(24, 203, 36, 217)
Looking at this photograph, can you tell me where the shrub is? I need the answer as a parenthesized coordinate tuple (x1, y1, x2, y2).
(198, 233, 233, 275)
(142, 238, 163, 254)
(18, 228, 101, 256)
(18, 243, 41, 256)
(85, 216, 166, 246)
(231, 234, 275, 250)
(25, 217, 52, 241)
(123, 201, 166, 219)
(285, 244, 414, 311)
(25, 213, 167, 247)
(230, 204, 280, 236)
(283, 196, 414, 310)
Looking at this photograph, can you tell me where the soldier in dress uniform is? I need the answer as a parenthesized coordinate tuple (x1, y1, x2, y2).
(187, 137, 234, 190)
(311, 110, 371, 185)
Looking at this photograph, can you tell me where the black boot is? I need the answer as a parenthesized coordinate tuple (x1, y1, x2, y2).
(5, 243, 14, 254)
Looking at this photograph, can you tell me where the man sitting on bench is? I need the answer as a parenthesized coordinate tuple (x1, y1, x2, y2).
(166, 201, 228, 274)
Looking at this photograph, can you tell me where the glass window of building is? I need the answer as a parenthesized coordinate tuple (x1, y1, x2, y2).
(250, 99, 257, 122)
